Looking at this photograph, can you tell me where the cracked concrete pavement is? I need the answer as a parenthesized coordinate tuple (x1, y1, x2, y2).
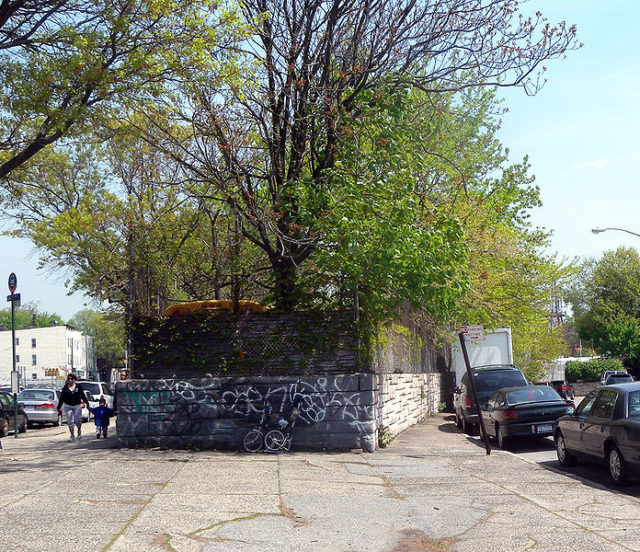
(1, 413, 640, 552)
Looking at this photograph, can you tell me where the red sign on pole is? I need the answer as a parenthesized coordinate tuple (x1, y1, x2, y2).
(8, 272, 17, 294)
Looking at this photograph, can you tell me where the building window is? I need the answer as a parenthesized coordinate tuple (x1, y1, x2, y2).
(32, 355, 37, 366)
(15, 355, 19, 363)
(31, 338, 36, 348)
(15, 337, 19, 346)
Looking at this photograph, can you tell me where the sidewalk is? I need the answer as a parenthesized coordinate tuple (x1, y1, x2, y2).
(0, 414, 639, 551)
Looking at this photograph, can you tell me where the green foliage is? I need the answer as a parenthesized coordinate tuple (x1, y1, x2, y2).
(567, 248, 640, 370)
(0, 0, 236, 178)
(68, 309, 125, 368)
(514, 323, 570, 383)
(132, 311, 362, 376)
(565, 358, 623, 382)
(377, 427, 394, 449)
(0, 303, 64, 329)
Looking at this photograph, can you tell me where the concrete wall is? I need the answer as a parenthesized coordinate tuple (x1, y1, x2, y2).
(116, 314, 455, 452)
(116, 371, 454, 452)
(377, 373, 448, 437)
(116, 375, 378, 452)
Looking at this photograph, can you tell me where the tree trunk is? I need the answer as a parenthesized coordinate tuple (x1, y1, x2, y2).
(272, 257, 298, 311)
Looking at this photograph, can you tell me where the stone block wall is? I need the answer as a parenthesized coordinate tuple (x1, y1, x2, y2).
(116, 374, 378, 452)
(116, 312, 457, 451)
(376, 372, 451, 437)
(116, 371, 454, 452)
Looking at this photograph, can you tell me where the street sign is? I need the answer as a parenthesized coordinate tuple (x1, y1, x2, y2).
(8, 272, 16, 294)
(6, 293, 21, 306)
(459, 324, 485, 341)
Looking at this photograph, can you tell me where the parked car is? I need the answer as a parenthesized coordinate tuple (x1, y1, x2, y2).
(554, 382, 640, 485)
(600, 370, 629, 386)
(454, 364, 528, 435)
(604, 373, 634, 385)
(0, 391, 28, 436)
(76, 381, 114, 410)
(17, 388, 66, 426)
(551, 380, 575, 400)
(481, 385, 575, 449)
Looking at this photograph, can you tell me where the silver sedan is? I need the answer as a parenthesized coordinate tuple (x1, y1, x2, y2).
(17, 388, 66, 426)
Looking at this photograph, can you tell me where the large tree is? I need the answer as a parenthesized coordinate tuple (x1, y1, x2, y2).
(0, 0, 231, 178)
(135, 0, 579, 311)
(567, 247, 640, 371)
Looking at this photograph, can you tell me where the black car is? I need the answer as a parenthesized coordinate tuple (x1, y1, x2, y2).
(481, 385, 575, 449)
(0, 391, 28, 436)
(554, 382, 640, 485)
(454, 364, 528, 435)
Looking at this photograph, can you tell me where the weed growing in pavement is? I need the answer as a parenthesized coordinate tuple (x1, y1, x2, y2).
(378, 426, 394, 448)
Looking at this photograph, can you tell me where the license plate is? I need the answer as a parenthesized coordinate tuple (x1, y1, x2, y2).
(26, 406, 34, 411)
(535, 424, 553, 434)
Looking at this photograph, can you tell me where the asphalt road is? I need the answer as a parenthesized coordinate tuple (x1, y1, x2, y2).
(461, 406, 640, 499)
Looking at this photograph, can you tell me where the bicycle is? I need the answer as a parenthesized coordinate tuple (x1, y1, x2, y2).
(264, 403, 301, 452)
(242, 401, 272, 453)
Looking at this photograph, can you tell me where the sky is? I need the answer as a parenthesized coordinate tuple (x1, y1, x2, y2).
(0, 0, 639, 321)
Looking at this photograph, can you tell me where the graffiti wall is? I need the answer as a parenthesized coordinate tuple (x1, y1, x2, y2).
(116, 375, 378, 452)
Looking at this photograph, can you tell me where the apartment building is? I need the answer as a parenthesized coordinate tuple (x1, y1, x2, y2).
(0, 324, 96, 385)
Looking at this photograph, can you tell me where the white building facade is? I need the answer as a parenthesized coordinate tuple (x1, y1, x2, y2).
(0, 325, 96, 385)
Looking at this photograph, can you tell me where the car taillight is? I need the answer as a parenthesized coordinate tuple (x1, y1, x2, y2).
(35, 403, 56, 409)
(504, 409, 519, 419)
(464, 396, 472, 409)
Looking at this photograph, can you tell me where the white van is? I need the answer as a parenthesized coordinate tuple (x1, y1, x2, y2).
(76, 381, 115, 410)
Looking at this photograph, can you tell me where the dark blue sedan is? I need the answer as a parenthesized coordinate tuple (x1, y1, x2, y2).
(481, 385, 575, 449)
(554, 382, 640, 485)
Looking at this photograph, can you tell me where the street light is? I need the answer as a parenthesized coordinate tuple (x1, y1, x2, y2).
(591, 227, 640, 238)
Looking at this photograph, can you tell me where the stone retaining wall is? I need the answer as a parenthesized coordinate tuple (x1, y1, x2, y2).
(116, 371, 454, 452)
(116, 375, 378, 452)
(571, 381, 599, 397)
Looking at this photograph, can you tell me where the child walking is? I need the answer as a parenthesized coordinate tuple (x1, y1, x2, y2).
(89, 397, 115, 438)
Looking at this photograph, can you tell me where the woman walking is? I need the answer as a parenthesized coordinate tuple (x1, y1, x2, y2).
(57, 373, 90, 442)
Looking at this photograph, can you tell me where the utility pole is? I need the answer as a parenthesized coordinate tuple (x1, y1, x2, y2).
(7, 273, 21, 438)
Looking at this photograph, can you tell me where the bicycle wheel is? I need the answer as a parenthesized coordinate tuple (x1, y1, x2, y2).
(264, 429, 286, 451)
(243, 429, 264, 453)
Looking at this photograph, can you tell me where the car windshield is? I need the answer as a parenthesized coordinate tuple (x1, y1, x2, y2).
(18, 390, 55, 401)
(474, 371, 527, 392)
(629, 391, 640, 417)
(505, 387, 562, 404)
(81, 383, 102, 396)
(606, 375, 633, 384)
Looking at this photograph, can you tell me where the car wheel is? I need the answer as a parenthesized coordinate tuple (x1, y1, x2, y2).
(496, 425, 509, 450)
(555, 432, 577, 466)
(0, 417, 8, 437)
(608, 445, 629, 485)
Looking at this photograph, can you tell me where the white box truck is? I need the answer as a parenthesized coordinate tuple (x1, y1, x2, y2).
(451, 327, 514, 385)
